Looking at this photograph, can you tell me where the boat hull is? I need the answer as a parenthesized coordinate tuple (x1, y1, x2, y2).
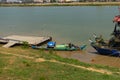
(91, 43, 120, 57)
(32, 46, 78, 51)
(32, 42, 87, 51)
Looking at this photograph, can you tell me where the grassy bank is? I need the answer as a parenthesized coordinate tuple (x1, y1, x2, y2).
(0, 46, 120, 80)
(0, 2, 120, 7)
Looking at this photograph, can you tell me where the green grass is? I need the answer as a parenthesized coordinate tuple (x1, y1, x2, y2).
(0, 46, 120, 80)
(30, 49, 120, 73)
(0, 56, 119, 80)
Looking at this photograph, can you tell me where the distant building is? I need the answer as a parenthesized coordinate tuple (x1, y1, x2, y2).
(33, 0, 51, 3)
(33, 0, 43, 2)
(57, 0, 65, 2)
(21, 0, 33, 3)
(67, 0, 78, 2)
(57, 0, 78, 2)
(65, 0, 72, 2)
(6, 0, 22, 3)
(46, 0, 50, 2)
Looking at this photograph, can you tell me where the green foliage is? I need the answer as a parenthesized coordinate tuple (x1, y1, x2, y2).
(22, 41, 29, 49)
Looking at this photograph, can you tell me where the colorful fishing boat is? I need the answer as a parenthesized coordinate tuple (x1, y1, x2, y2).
(32, 41, 87, 51)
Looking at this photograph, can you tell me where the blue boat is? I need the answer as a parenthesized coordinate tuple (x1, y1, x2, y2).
(89, 14, 120, 57)
(91, 42, 120, 57)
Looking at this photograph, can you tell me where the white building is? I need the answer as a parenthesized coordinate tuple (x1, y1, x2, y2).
(33, 0, 43, 2)
(57, 0, 78, 2)
(57, 0, 65, 2)
(6, 0, 22, 3)
(45, 0, 50, 2)
(33, 0, 51, 3)
(65, 0, 71, 1)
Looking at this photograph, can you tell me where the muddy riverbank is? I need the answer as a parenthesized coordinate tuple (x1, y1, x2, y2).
(56, 47, 120, 68)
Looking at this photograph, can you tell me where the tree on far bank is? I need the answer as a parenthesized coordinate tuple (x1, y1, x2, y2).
(50, 0, 56, 2)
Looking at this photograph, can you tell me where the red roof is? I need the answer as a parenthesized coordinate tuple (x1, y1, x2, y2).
(113, 15, 120, 22)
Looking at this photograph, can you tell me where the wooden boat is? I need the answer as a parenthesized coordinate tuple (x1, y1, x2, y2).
(32, 41, 87, 51)
(91, 42, 120, 57)
(89, 12, 120, 57)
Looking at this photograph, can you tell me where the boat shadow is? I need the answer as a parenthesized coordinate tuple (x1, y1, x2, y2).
(89, 51, 120, 57)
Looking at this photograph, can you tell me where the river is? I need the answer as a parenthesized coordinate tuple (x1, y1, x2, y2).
(0, 6, 120, 67)
(0, 6, 118, 44)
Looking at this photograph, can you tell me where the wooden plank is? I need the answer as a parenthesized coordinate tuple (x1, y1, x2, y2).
(0, 35, 52, 48)
(4, 35, 51, 45)
(3, 40, 18, 48)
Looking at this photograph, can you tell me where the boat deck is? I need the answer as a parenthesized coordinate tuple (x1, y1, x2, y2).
(0, 35, 51, 48)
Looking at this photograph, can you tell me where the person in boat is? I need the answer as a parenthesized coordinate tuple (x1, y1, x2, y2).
(109, 24, 120, 48)
(112, 22, 120, 39)
(113, 15, 120, 23)
(112, 15, 120, 38)
(108, 16, 120, 48)
(68, 43, 75, 48)
(68, 43, 72, 48)
(95, 35, 106, 46)
(68, 43, 79, 49)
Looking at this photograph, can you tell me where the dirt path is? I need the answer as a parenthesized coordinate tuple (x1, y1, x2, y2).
(0, 51, 112, 75)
